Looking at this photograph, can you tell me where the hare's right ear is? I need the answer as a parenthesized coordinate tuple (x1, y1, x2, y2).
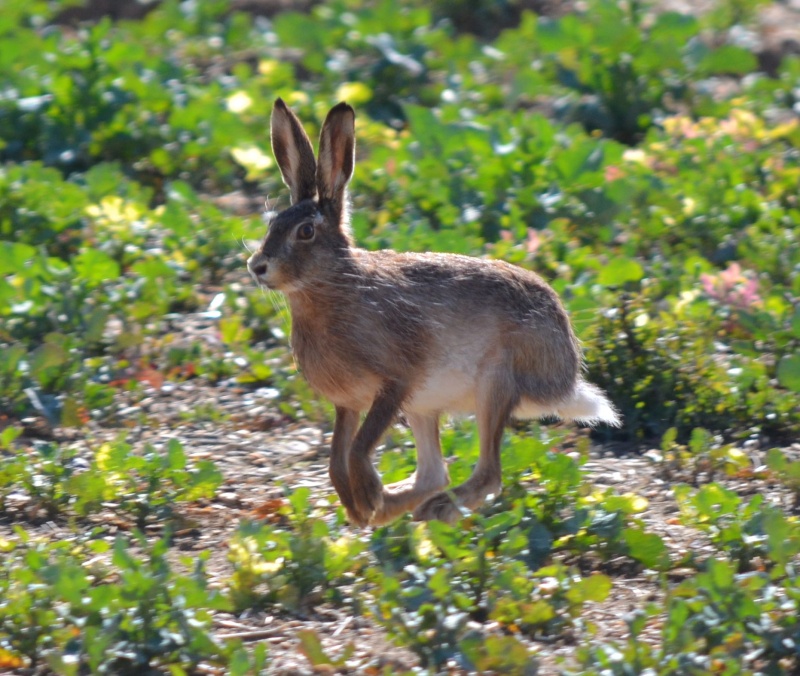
(270, 98, 317, 204)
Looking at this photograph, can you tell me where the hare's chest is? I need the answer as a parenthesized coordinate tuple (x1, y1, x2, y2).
(291, 329, 380, 410)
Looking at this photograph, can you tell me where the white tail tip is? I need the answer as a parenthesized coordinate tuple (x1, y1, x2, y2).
(557, 381, 621, 427)
(513, 381, 621, 427)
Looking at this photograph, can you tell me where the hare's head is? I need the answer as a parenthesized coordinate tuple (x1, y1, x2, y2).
(247, 99, 355, 292)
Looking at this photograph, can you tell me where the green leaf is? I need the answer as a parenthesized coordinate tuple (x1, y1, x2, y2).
(791, 307, 800, 339)
(296, 629, 330, 666)
(288, 486, 311, 517)
(186, 461, 223, 500)
(623, 528, 668, 569)
(568, 573, 612, 603)
(0, 426, 22, 449)
(695, 483, 740, 518)
(167, 438, 187, 471)
(47, 563, 90, 605)
(554, 140, 602, 183)
(521, 599, 555, 625)
(689, 427, 711, 454)
(766, 448, 800, 486)
(597, 257, 644, 286)
(524, 521, 553, 570)
(698, 45, 757, 76)
(777, 354, 800, 392)
(763, 508, 800, 566)
(428, 566, 453, 599)
(73, 249, 121, 285)
(60, 396, 83, 428)
(705, 557, 734, 590)
(0, 241, 37, 274)
(30, 340, 67, 373)
(405, 104, 491, 156)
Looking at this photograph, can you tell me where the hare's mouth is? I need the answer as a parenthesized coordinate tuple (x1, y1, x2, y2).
(252, 275, 281, 291)
(250, 271, 296, 293)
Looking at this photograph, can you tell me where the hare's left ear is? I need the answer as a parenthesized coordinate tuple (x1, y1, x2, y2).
(316, 102, 355, 225)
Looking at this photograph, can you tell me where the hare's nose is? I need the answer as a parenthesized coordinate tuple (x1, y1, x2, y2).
(247, 253, 268, 277)
(250, 261, 267, 276)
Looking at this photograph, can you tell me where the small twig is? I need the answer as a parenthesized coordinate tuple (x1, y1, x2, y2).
(332, 615, 352, 638)
(217, 628, 285, 642)
(214, 618, 258, 631)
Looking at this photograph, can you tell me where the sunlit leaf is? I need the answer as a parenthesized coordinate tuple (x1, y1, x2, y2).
(73, 249, 121, 285)
(597, 257, 644, 286)
(777, 354, 800, 392)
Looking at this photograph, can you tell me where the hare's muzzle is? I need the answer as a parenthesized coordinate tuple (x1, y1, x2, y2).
(247, 252, 269, 282)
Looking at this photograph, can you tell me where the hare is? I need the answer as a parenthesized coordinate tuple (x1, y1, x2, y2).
(247, 99, 620, 527)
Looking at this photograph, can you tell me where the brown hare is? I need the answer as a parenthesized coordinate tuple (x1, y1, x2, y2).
(247, 99, 620, 527)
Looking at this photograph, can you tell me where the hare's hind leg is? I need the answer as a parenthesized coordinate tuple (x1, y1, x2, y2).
(413, 381, 513, 524)
(370, 413, 449, 526)
(347, 381, 407, 526)
(329, 406, 359, 515)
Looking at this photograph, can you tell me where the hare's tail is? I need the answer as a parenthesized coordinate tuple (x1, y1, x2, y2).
(513, 381, 621, 427)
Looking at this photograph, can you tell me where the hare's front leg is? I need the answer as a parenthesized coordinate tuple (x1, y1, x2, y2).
(414, 383, 513, 524)
(347, 381, 407, 526)
(329, 406, 359, 516)
(371, 413, 449, 526)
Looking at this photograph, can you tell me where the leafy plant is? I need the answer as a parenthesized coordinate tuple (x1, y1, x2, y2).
(369, 513, 611, 670)
(674, 482, 800, 571)
(69, 438, 223, 526)
(0, 528, 264, 674)
(766, 447, 800, 510)
(228, 488, 366, 611)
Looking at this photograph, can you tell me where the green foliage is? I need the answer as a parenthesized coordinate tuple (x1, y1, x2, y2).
(228, 488, 367, 611)
(1, 0, 799, 672)
(675, 482, 800, 571)
(766, 448, 800, 509)
(0, 529, 266, 674)
(368, 427, 663, 669)
(588, 296, 800, 442)
(578, 560, 800, 675)
(368, 514, 592, 670)
(0, 437, 222, 526)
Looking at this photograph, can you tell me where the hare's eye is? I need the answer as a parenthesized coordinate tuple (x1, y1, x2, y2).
(297, 223, 315, 241)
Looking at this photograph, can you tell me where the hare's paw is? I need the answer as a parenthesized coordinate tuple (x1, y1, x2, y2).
(412, 491, 467, 525)
(347, 459, 384, 527)
(369, 485, 427, 526)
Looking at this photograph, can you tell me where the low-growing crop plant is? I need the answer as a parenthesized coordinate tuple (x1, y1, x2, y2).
(587, 295, 800, 442)
(0, 528, 266, 674)
(69, 438, 223, 527)
(675, 481, 800, 572)
(766, 447, 800, 511)
(368, 513, 611, 670)
(228, 488, 367, 611)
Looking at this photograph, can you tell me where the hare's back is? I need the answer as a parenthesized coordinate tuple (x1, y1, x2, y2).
(358, 249, 568, 325)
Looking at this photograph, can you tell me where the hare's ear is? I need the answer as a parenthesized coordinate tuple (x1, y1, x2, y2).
(316, 102, 355, 224)
(271, 98, 317, 204)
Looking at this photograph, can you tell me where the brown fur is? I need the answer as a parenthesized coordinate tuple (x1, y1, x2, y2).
(247, 100, 620, 526)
